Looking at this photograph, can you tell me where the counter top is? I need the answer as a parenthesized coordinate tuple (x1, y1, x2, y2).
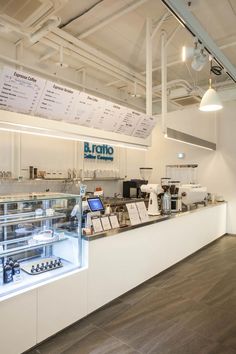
(82, 202, 226, 241)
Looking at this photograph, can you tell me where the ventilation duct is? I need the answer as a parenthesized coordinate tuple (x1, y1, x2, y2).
(0, 0, 53, 28)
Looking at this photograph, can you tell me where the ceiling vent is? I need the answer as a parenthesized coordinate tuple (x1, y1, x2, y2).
(172, 95, 202, 106)
(0, 0, 54, 28)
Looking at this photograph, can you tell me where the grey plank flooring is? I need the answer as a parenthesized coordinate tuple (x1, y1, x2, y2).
(26, 235, 236, 354)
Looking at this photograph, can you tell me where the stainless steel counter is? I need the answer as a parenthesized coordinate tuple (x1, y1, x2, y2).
(82, 202, 226, 241)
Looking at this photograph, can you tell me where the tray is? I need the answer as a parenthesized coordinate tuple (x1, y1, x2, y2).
(21, 257, 63, 275)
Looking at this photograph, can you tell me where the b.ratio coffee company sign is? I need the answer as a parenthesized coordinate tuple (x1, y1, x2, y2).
(84, 142, 114, 161)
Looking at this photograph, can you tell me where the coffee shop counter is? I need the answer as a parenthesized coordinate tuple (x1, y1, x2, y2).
(83, 202, 227, 313)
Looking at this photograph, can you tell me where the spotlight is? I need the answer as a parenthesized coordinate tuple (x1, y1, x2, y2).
(191, 51, 207, 71)
(181, 39, 207, 71)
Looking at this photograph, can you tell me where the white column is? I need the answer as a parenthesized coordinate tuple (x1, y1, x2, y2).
(146, 18, 152, 116)
(161, 30, 167, 134)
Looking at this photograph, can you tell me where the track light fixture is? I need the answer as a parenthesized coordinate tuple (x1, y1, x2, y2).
(182, 38, 207, 71)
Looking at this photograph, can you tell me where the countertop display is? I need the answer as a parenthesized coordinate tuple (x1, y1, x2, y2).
(83, 202, 226, 241)
(0, 192, 82, 298)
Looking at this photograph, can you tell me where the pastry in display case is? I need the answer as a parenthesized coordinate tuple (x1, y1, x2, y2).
(0, 193, 82, 298)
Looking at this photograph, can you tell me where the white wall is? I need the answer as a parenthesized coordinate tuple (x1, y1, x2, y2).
(0, 103, 236, 232)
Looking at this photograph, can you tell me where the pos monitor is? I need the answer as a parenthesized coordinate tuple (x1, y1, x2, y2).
(87, 197, 105, 212)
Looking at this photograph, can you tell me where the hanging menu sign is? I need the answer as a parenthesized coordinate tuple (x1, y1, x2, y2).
(116, 110, 142, 136)
(35, 81, 78, 120)
(70, 92, 105, 127)
(0, 66, 157, 139)
(0, 66, 45, 115)
(93, 101, 124, 131)
(133, 115, 156, 138)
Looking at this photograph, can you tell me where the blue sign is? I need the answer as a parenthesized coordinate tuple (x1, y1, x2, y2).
(84, 142, 114, 161)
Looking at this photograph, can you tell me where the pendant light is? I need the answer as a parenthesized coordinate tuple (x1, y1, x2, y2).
(199, 60, 223, 112)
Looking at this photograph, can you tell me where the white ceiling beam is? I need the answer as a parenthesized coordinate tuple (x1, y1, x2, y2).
(151, 12, 169, 40)
(0, 53, 145, 112)
(105, 80, 125, 87)
(165, 25, 181, 48)
(39, 49, 58, 62)
(161, 0, 236, 82)
(51, 28, 146, 83)
(77, 0, 150, 39)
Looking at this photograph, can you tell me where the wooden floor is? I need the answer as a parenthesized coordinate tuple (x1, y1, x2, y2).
(26, 235, 236, 354)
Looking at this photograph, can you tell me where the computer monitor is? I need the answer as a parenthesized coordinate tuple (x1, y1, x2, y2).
(87, 197, 104, 212)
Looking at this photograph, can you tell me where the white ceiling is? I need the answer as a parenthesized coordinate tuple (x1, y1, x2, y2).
(0, 0, 235, 112)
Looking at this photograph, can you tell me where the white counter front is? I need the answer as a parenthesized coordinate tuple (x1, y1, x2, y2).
(0, 203, 227, 354)
(85, 203, 227, 312)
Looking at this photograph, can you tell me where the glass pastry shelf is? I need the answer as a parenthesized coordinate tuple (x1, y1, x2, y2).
(0, 236, 69, 258)
(0, 212, 66, 227)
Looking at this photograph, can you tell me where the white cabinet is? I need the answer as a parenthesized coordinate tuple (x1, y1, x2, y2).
(37, 269, 87, 342)
(87, 204, 227, 313)
(0, 290, 37, 354)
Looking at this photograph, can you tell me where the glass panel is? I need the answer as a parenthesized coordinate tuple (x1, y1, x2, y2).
(0, 193, 82, 298)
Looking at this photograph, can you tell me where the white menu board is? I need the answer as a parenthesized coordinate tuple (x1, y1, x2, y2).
(93, 101, 124, 131)
(133, 115, 156, 138)
(0, 66, 157, 139)
(0, 66, 45, 115)
(115, 109, 142, 136)
(35, 81, 78, 120)
(70, 92, 104, 127)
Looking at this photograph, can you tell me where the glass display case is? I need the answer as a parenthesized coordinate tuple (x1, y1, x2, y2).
(0, 192, 82, 298)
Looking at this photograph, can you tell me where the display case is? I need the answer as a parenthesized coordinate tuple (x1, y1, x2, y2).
(0, 192, 82, 298)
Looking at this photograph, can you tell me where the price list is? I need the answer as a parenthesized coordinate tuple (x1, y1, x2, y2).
(92, 101, 125, 131)
(132, 115, 157, 138)
(71, 92, 104, 127)
(116, 109, 142, 136)
(35, 81, 78, 120)
(0, 67, 45, 115)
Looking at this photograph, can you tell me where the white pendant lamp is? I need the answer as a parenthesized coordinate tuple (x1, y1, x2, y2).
(199, 60, 223, 112)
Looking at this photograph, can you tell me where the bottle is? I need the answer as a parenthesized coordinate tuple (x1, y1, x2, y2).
(13, 260, 20, 275)
(3, 262, 13, 283)
(8, 257, 14, 268)
(161, 186, 171, 215)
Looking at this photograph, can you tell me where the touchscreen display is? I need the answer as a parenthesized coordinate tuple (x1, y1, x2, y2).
(87, 197, 104, 212)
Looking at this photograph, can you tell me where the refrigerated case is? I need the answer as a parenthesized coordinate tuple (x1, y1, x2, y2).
(0, 192, 82, 298)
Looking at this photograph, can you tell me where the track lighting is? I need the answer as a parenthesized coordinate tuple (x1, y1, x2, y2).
(182, 39, 207, 71)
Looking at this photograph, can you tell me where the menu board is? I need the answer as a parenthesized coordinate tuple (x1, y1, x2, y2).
(70, 92, 103, 127)
(0, 66, 45, 115)
(35, 81, 78, 120)
(0, 66, 157, 139)
(115, 109, 142, 136)
(92, 101, 124, 131)
(133, 115, 157, 138)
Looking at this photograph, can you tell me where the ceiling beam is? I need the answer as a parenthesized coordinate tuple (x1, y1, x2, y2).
(161, 0, 236, 82)
(77, 0, 150, 39)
